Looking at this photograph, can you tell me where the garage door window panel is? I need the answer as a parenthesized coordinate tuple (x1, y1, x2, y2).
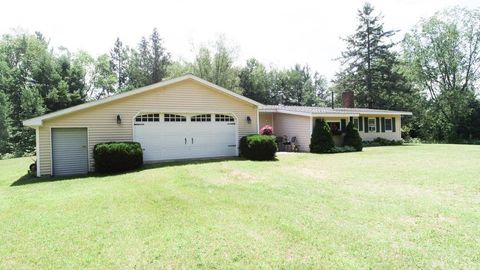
(215, 114, 235, 122)
(164, 114, 186, 122)
(191, 114, 212, 122)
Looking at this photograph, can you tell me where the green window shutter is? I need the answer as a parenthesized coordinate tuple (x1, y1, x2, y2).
(392, 117, 396, 132)
(359, 116, 363, 131)
(364, 117, 368, 133)
(349, 116, 353, 123)
(381, 117, 385, 132)
(376, 117, 380, 132)
(341, 119, 346, 131)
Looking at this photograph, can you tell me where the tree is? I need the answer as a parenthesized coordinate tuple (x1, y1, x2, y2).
(126, 29, 171, 89)
(93, 54, 116, 99)
(403, 7, 480, 140)
(150, 28, 170, 83)
(239, 58, 270, 103)
(335, 3, 411, 109)
(0, 92, 10, 154)
(343, 121, 363, 151)
(192, 36, 242, 93)
(310, 119, 335, 153)
(269, 65, 327, 106)
(110, 38, 129, 90)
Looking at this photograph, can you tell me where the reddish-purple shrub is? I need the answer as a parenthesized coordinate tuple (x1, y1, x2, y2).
(260, 125, 273, 135)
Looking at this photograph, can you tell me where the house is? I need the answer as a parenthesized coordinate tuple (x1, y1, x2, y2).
(259, 104, 412, 152)
(23, 75, 411, 177)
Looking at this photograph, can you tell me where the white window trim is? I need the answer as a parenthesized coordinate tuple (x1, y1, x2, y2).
(385, 118, 393, 132)
(368, 118, 376, 132)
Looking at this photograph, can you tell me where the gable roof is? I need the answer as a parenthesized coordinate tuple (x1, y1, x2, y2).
(260, 105, 412, 117)
(23, 74, 262, 127)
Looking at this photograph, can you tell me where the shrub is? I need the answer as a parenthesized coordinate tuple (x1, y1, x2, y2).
(260, 125, 274, 135)
(310, 119, 334, 153)
(343, 122, 363, 151)
(94, 142, 143, 173)
(330, 146, 357, 153)
(363, 137, 403, 147)
(240, 135, 277, 160)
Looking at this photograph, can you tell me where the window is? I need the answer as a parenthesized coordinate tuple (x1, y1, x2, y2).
(135, 113, 160, 122)
(215, 114, 235, 122)
(327, 122, 341, 133)
(385, 118, 392, 131)
(353, 118, 359, 129)
(191, 114, 211, 122)
(164, 114, 186, 122)
(368, 118, 376, 132)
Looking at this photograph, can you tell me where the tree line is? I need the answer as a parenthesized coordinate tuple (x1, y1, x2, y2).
(1, 3, 479, 157)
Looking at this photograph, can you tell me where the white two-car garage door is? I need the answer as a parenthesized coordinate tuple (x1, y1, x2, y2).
(133, 113, 237, 162)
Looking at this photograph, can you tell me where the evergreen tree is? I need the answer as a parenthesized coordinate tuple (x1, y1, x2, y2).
(110, 38, 129, 90)
(343, 121, 363, 151)
(334, 3, 413, 110)
(150, 28, 170, 83)
(310, 119, 335, 153)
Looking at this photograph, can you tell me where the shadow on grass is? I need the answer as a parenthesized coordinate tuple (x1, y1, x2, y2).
(10, 156, 278, 187)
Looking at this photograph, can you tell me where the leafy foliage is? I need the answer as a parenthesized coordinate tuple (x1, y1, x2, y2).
(343, 121, 363, 151)
(310, 119, 335, 153)
(240, 135, 277, 160)
(93, 142, 143, 173)
(402, 7, 480, 141)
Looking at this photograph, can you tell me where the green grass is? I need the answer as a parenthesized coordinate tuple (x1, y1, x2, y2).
(1, 144, 479, 269)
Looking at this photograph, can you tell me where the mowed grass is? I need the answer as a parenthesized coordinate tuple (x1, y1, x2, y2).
(0, 144, 479, 269)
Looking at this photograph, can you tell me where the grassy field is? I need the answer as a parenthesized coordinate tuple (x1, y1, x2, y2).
(0, 144, 479, 269)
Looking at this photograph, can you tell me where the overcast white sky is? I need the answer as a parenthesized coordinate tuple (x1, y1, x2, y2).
(1, 0, 478, 80)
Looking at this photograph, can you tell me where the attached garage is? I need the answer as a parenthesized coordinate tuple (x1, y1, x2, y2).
(133, 113, 237, 161)
(23, 75, 261, 177)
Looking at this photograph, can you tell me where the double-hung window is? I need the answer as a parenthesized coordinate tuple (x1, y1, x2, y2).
(385, 118, 392, 131)
(368, 118, 376, 132)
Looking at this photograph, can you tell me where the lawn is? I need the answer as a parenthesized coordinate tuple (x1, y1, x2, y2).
(0, 144, 479, 269)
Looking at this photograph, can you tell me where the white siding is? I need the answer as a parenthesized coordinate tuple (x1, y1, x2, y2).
(273, 113, 311, 152)
(38, 79, 258, 176)
(259, 112, 274, 132)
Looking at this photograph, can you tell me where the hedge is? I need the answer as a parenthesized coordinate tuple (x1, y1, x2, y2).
(240, 135, 277, 160)
(94, 142, 143, 173)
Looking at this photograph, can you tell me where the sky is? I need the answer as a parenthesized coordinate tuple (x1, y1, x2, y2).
(1, 0, 478, 81)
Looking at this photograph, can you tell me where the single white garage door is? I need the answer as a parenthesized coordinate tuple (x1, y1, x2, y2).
(133, 113, 237, 162)
(52, 128, 89, 176)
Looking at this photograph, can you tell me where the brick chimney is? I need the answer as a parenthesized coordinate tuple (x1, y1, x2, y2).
(342, 90, 354, 108)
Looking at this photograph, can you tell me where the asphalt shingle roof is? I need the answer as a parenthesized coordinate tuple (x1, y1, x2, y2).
(259, 105, 412, 115)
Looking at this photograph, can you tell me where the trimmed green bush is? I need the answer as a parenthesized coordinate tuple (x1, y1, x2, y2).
(330, 146, 357, 153)
(240, 135, 277, 160)
(363, 137, 403, 147)
(94, 142, 143, 173)
(343, 121, 363, 151)
(310, 119, 334, 153)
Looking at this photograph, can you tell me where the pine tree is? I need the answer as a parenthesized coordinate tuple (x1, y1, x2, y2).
(310, 119, 335, 153)
(335, 3, 406, 109)
(110, 38, 129, 90)
(150, 28, 170, 83)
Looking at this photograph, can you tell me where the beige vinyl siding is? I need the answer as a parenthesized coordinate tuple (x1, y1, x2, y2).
(38, 79, 258, 176)
(273, 113, 311, 152)
(358, 114, 402, 141)
(259, 112, 274, 132)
